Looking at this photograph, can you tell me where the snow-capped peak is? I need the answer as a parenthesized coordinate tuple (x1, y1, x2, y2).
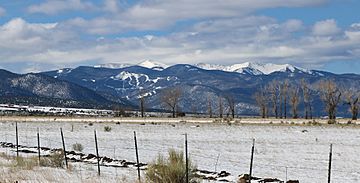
(137, 60, 168, 70)
(94, 63, 132, 69)
(94, 60, 168, 70)
(196, 62, 309, 75)
(95, 61, 309, 75)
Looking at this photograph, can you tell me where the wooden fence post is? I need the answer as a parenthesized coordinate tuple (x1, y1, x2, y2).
(15, 122, 19, 158)
(37, 128, 41, 165)
(94, 130, 101, 176)
(60, 128, 68, 168)
(249, 138, 255, 183)
(328, 144, 333, 183)
(134, 131, 141, 182)
(185, 133, 189, 183)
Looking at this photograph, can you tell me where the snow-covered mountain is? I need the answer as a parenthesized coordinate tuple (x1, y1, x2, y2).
(95, 60, 169, 71)
(97, 60, 310, 75)
(94, 63, 132, 69)
(195, 62, 311, 75)
(137, 60, 169, 70)
(0, 69, 119, 108)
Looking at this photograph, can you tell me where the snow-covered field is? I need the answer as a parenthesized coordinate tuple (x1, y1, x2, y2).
(0, 120, 359, 182)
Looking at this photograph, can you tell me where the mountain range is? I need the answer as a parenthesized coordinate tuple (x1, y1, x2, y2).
(1, 60, 359, 116)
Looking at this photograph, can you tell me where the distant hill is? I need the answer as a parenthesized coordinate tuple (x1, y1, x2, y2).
(0, 69, 131, 109)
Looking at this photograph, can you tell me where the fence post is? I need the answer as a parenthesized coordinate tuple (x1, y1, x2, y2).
(15, 122, 19, 158)
(37, 128, 41, 165)
(328, 144, 333, 183)
(185, 133, 189, 183)
(249, 138, 255, 183)
(134, 131, 141, 182)
(60, 128, 68, 168)
(94, 130, 101, 176)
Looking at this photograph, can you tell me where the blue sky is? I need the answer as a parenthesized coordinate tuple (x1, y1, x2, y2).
(0, 0, 359, 74)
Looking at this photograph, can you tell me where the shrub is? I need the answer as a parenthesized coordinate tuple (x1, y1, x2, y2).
(72, 143, 84, 152)
(104, 126, 112, 132)
(146, 149, 199, 183)
(13, 156, 37, 170)
(40, 150, 64, 168)
(328, 119, 336, 124)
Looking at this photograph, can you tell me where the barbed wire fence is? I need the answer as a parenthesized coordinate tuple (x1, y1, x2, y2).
(0, 122, 358, 182)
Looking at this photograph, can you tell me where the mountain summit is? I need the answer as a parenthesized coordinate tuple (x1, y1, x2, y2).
(95, 60, 168, 71)
(96, 61, 310, 75)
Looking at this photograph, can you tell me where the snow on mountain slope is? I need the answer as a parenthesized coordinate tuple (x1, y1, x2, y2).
(196, 62, 310, 75)
(96, 60, 310, 75)
(94, 63, 132, 69)
(137, 60, 168, 70)
(94, 60, 168, 70)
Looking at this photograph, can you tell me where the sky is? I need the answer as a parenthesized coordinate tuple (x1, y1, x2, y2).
(0, 0, 359, 74)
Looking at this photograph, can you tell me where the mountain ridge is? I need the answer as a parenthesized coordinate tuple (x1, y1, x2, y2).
(93, 60, 321, 76)
(42, 62, 360, 117)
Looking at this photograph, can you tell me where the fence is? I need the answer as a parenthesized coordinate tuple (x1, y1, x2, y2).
(0, 121, 359, 183)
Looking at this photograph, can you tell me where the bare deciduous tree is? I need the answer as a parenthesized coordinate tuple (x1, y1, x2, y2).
(225, 94, 236, 118)
(253, 88, 268, 118)
(190, 103, 198, 116)
(218, 96, 223, 118)
(139, 89, 146, 118)
(301, 79, 312, 119)
(317, 80, 342, 122)
(267, 81, 280, 118)
(289, 86, 300, 119)
(160, 87, 183, 118)
(343, 89, 359, 120)
(281, 80, 289, 119)
(207, 96, 213, 118)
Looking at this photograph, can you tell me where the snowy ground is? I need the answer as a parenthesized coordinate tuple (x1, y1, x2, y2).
(0, 120, 359, 183)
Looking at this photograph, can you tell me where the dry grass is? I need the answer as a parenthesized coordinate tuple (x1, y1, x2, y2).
(146, 149, 199, 183)
(40, 151, 65, 168)
(0, 152, 134, 183)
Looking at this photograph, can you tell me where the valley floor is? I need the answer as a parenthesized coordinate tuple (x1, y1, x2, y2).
(0, 116, 358, 125)
(0, 118, 359, 182)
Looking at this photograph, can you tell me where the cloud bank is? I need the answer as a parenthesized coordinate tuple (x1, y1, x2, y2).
(0, 0, 359, 73)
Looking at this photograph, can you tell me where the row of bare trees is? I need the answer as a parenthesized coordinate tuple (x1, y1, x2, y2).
(254, 79, 359, 120)
(139, 86, 237, 118)
(137, 79, 358, 120)
(255, 79, 303, 119)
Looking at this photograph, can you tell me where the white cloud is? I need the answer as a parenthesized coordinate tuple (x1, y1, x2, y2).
(28, 0, 96, 15)
(0, 6, 5, 17)
(282, 19, 303, 32)
(312, 19, 341, 36)
(65, 0, 327, 34)
(1, 16, 360, 73)
(103, 0, 119, 13)
(4, 0, 360, 73)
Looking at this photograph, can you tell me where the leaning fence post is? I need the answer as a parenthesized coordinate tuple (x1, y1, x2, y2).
(134, 131, 141, 182)
(60, 128, 68, 168)
(94, 130, 101, 176)
(249, 138, 255, 183)
(328, 144, 333, 183)
(37, 128, 41, 165)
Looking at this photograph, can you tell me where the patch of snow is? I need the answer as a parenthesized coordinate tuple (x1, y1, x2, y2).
(137, 60, 168, 70)
(94, 63, 132, 69)
(195, 62, 311, 75)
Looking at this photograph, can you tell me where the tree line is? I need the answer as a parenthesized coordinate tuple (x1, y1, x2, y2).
(136, 79, 358, 121)
(254, 79, 359, 122)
